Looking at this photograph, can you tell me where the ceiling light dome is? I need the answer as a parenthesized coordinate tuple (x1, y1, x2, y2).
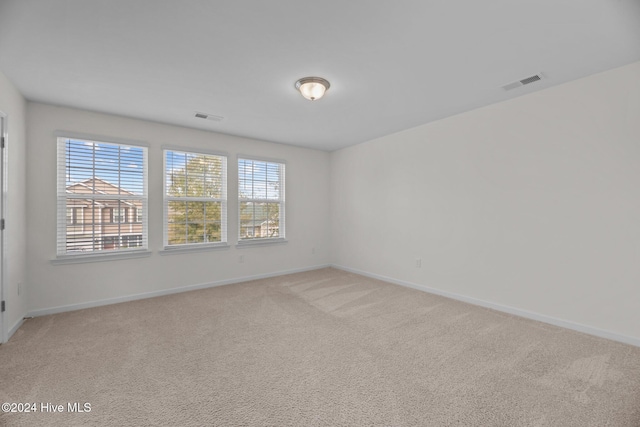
(295, 77, 330, 101)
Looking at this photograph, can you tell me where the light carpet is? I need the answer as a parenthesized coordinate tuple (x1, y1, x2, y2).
(1, 267, 639, 426)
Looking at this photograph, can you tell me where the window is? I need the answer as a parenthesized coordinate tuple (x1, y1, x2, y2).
(164, 150, 227, 247)
(238, 158, 285, 241)
(57, 137, 147, 255)
(113, 207, 126, 223)
(66, 207, 83, 225)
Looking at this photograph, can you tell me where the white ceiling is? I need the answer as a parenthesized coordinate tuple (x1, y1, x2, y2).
(1, 1, 639, 151)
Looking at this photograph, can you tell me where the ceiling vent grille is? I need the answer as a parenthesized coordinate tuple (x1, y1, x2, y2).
(194, 112, 224, 122)
(502, 73, 544, 91)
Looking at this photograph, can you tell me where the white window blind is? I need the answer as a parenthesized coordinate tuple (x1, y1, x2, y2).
(57, 137, 148, 255)
(238, 158, 285, 241)
(164, 150, 227, 247)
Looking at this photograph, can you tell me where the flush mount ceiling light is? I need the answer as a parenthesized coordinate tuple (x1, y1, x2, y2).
(295, 77, 330, 101)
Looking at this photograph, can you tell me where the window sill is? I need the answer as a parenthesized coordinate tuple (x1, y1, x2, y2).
(159, 243, 230, 256)
(51, 249, 152, 265)
(236, 238, 288, 248)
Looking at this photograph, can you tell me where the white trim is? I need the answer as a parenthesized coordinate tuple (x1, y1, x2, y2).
(53, 130, 149, 148)
(331, 264, 640, 348)
(238, 157, 285, 241)
(0, 111, 6, 343)
(8, 316, 25, 341)
(236, 153, 286, 165)
(162, 144, 228, 158)
(163, 148, 168, 247)
(159, 243, 230, 255)
(27, 264, 330, 318)
(163, 149, 228, 247)
(51, 249, 152, 265)
(56, 137, 149, 256)
(21, 263, 639, 348)
(236, 238, 288, 248)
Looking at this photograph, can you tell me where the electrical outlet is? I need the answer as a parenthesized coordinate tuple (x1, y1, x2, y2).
(239, 255, 244, 263)
(416, 258, 422, 268)
(311, 247, 316, 255)
(17, 282, 21, 296)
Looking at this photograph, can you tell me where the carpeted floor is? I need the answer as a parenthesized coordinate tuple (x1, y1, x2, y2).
(1, 267, 639, 426)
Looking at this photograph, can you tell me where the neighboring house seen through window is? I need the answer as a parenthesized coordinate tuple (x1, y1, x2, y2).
(66, 207, 83, 225)
(238, 158, 285, 242)
(113, 207, 127, 223)
(164, 149, 227, 247)
(57, 137, 148, 255)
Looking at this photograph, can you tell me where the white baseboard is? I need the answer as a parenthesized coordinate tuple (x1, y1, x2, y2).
(23, 263, 640, 349)
(7, 316, 25, 341)
(28, 264, 330, 318)
(331, 264, 640, 348)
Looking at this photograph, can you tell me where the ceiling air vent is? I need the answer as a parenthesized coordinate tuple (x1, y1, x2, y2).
(502, 73, 544, 91)
(194, 112, 224, 122)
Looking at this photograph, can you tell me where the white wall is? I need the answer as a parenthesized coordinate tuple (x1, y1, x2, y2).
(331, 61, 640, 342)
(17, 62, 640, 345)
(26, 103, 330, 313)
(0, 70, 28, 338)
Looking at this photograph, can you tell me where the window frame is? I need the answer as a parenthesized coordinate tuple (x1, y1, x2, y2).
(162, 147, 228, 252)
(54, 133, 150, 263)
(237, 155, 286, 246)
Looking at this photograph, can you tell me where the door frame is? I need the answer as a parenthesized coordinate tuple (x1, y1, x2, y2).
(0, 111, 7, 343)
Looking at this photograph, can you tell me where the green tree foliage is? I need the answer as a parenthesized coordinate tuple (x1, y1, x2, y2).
(167, 154, 223, 244)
